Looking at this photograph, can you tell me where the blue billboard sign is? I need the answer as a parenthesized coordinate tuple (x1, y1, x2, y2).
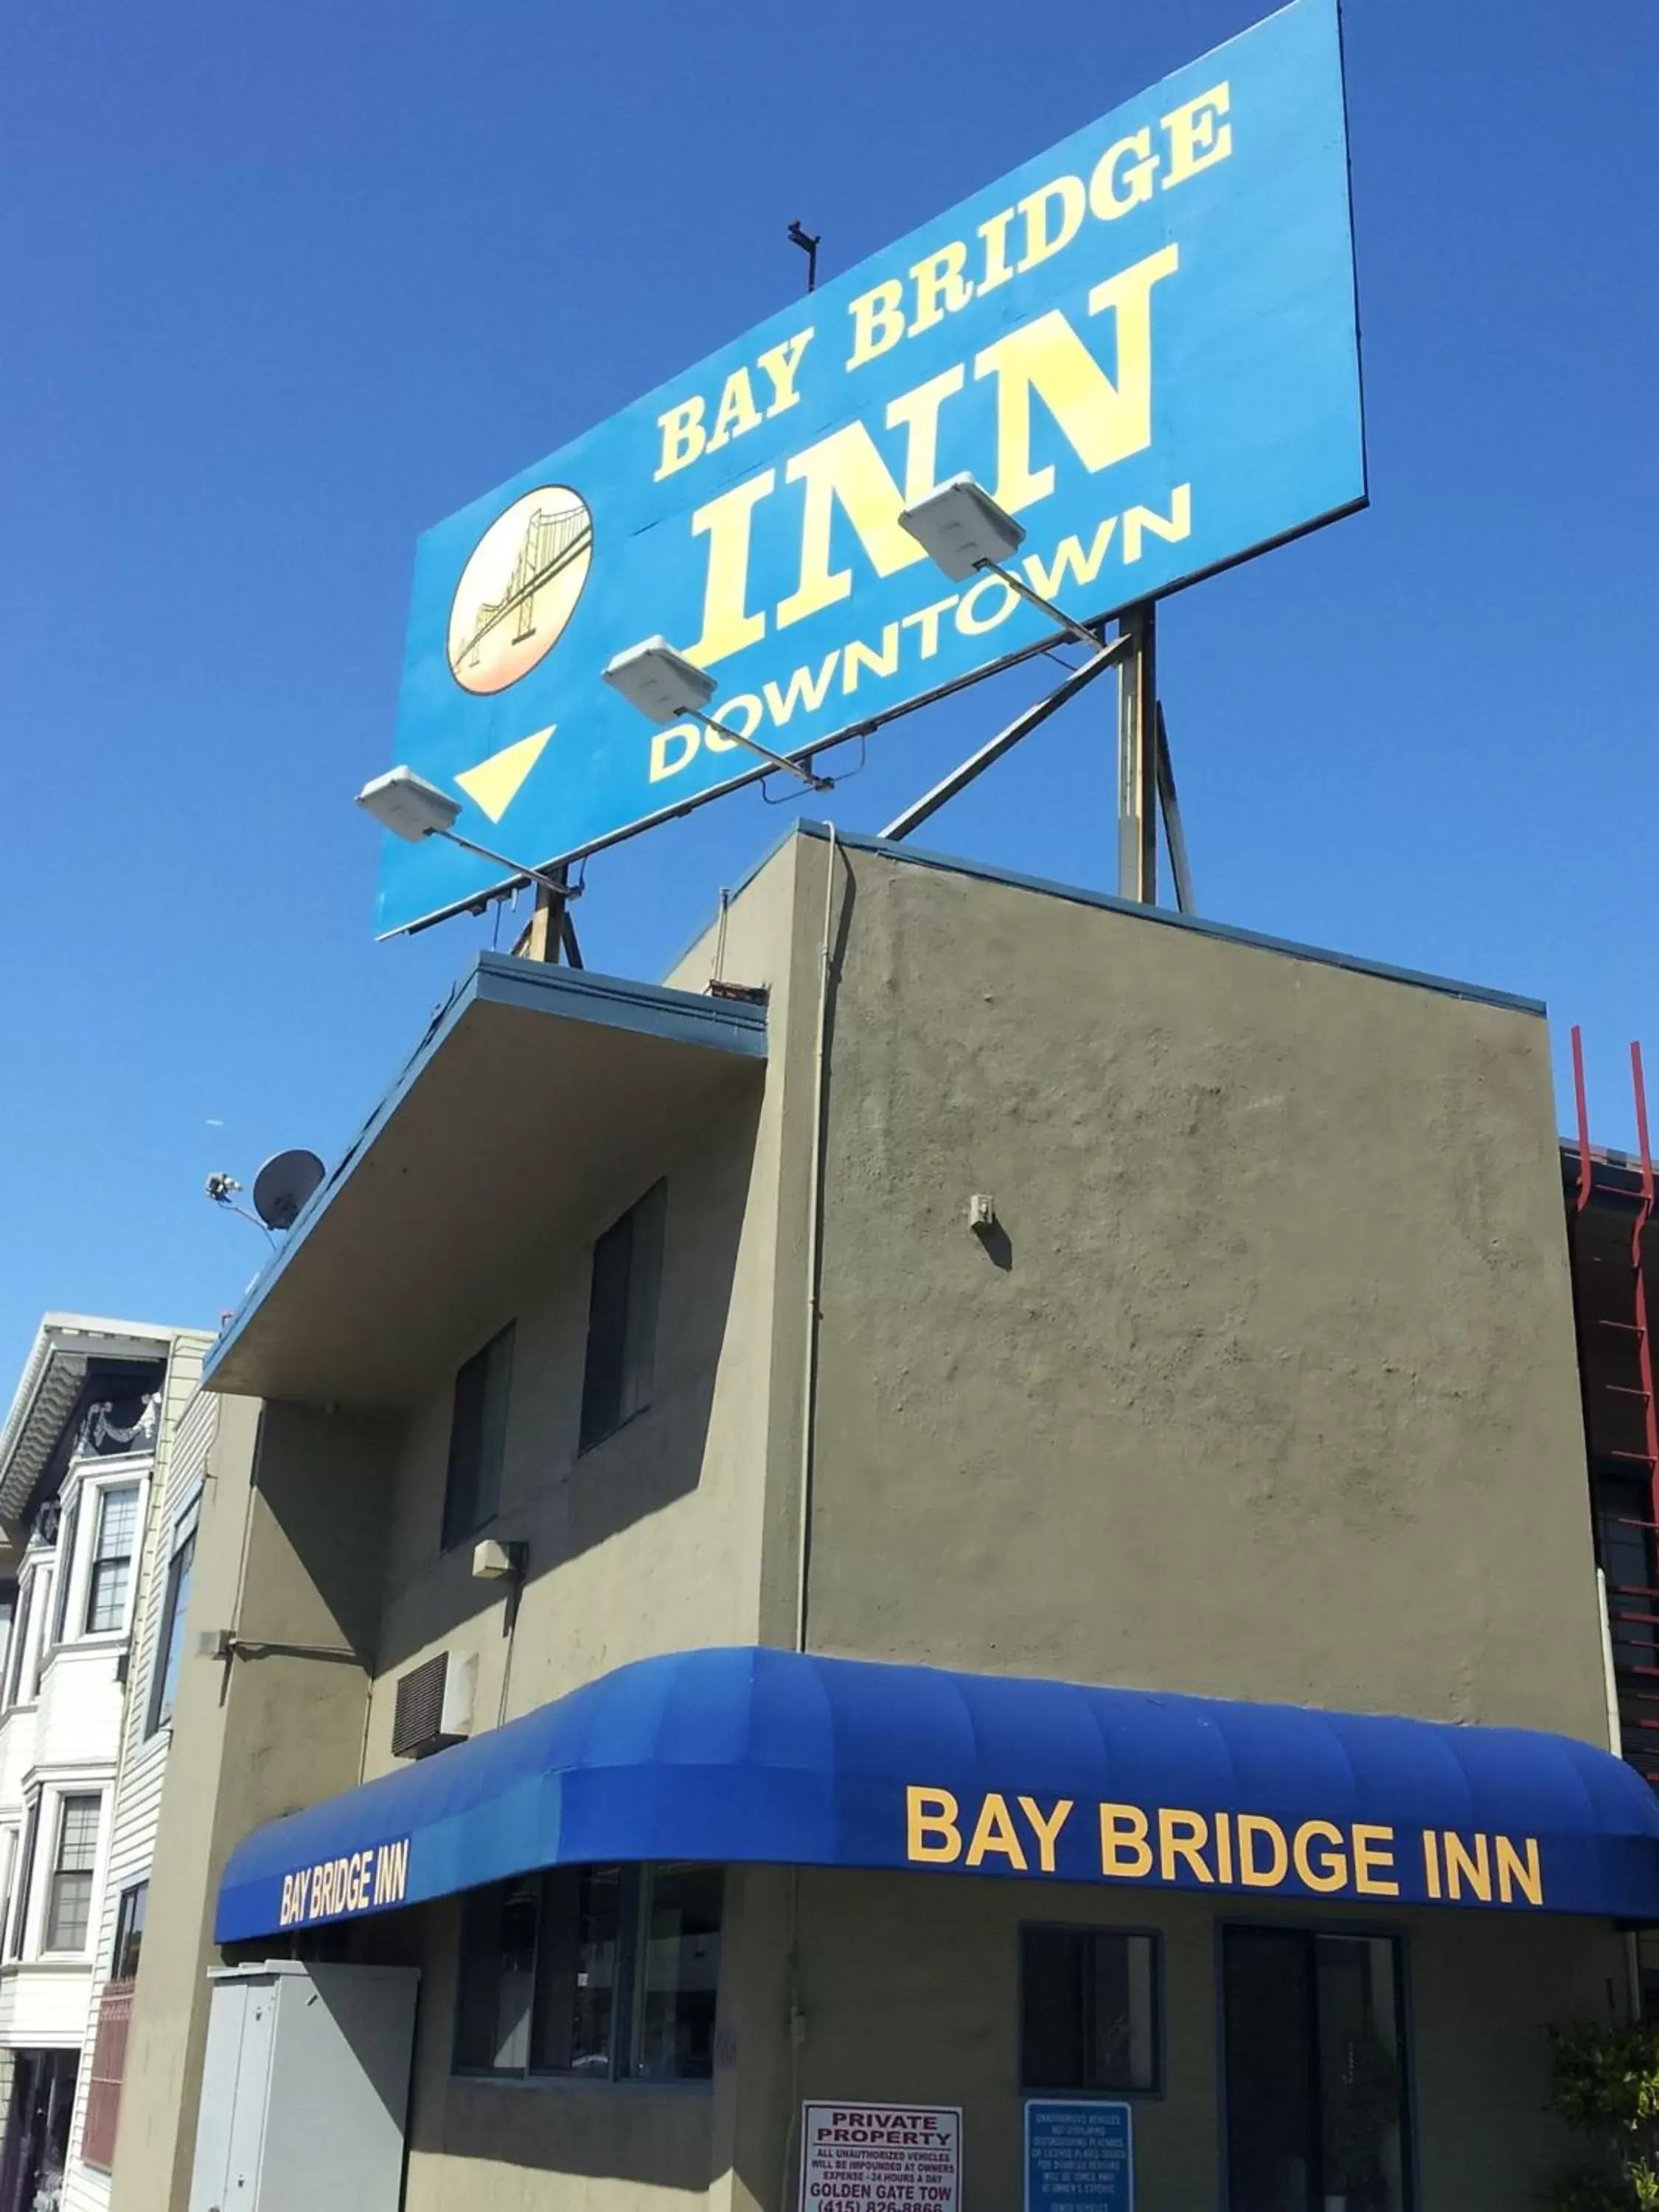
(376, 0, 1363, 933)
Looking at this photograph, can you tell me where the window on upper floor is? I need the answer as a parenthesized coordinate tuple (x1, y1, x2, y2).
(7, 1565, 46, 1707)
(453, 1861, 720, 2083)
(111, 1879, 147, 1982)
(49, 1493, 80, 1646)
(0, 1582, 15, 1698)
(579, 1180, 666, 1453)
(441, 1325, 515, 1554)
(0, 1830, 18, 1960)
(147, 1517, 197, 1735)
(8, 1796, 40, 1959)
(85, 1483, 140, 1635)
(44, 1793, 101, 1953)
(4, 1575, 32, 1710)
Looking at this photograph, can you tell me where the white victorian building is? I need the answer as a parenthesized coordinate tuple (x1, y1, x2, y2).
(0, 1318, 209, 2212)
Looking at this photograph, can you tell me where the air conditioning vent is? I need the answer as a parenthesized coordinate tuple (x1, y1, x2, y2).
(391, 1650, 476, 1759)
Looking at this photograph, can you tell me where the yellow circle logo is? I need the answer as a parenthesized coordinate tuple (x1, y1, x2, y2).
(447, 485, 594, 695)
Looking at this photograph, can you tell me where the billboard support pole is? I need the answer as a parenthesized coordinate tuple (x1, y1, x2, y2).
(1117, 602, 1158, 905)
(515, 868, 582, 967)
(880, 636, 1130, 845)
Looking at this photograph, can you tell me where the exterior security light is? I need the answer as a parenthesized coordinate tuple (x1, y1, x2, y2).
(472, 1538, 527, 1582)
(354, 765, 584, 902)
(605, 637, 832, 791)
(355, 766, 462, 844)
(900, 473, 1101, 654)
(898, 474, 1026, 583)
(602, 638, 716, 727)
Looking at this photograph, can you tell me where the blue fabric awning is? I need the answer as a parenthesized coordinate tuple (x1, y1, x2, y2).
(215, 1646, 1659, 1941)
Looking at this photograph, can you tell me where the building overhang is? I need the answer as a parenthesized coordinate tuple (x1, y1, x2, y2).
(215, 1647, 1659, 1943)
(0, 1317, 179, 1532)
(201, 953, 768, 1411)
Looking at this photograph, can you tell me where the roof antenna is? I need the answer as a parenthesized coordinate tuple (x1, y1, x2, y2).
(787, 220, 821, 295)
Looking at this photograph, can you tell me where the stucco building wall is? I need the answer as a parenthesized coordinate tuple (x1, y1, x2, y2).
(796, 835, 1605, 1738)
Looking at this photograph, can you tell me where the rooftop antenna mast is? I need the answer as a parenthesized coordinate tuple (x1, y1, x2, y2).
(787, 220, 821, 294)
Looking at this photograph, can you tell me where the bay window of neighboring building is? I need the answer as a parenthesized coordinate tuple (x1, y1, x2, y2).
(84, 1481, 140, 1633)
(0, 1828, 18, 1960)
(7, 1795, 40, 1958)
(35, 1472, 145, 1662)
(453, 1862, 722, 2083)
(5, 1561, 46, 1707)
(49, 1492, 80, 1644)
(43, 1792, 102, 1953)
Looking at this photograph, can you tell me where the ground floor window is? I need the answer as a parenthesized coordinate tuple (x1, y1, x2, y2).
(454, 1861, 721, 2084)
(1222, 1925, 1411, 2212)
(1020, 1926, 1159, 2093)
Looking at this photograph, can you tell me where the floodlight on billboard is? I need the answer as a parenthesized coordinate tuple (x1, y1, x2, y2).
(373, 0, 1363, 936)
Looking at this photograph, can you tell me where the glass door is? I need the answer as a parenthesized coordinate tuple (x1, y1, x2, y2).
(1222, 1927, 1410, 2211)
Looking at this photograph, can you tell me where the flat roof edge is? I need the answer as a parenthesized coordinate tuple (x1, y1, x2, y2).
(791, 824, 1545, 1018)
(472, 953, 767, 1053)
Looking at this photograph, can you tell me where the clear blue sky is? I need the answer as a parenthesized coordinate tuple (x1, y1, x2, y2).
(2, 0, 1654, 1382)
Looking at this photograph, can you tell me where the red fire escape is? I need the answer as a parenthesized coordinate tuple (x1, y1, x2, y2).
(1568, 1030, 1659, 1785)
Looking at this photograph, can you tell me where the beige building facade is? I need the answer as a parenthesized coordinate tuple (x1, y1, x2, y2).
(108, 829, 1659, 2212)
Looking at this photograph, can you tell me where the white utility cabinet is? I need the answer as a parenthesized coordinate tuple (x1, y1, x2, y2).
(187, 1961, 419, 2212)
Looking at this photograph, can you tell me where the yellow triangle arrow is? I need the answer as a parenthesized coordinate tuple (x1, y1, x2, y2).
(454, 726, 553, 823)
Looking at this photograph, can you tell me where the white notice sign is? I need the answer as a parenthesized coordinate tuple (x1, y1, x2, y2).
(801, 2104, 961, 2212)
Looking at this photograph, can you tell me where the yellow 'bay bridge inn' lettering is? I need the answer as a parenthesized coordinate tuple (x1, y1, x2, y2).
(636, 84, 1233, 786)
(277, 1836, 410, 1929)
(905, 1788, 1549, 1908)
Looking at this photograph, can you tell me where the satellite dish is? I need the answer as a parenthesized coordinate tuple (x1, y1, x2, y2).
(251, 1150, 325, 1231)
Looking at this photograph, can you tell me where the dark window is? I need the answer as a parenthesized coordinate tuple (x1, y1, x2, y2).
(531, 1866, 622, 2074)
(1222, 1927, 1411, 2212)
(441, 1326, 515, 1553)
(10, 1795, 40, 1958)
(44, 1794, 100, 1952)
(147, 1525, 196, 1734)
(111, 1880, 147, 1980)
(629, 1864, 722, 2082)
(1021, 1927, 1158, 2093)
(456, 1877, 540, 2072)
(0, 1582, 15, 1697)
(86, 1484, 140, 1635)
(579, 1182, 666, 1452)
(454, 1861, 720, 2083)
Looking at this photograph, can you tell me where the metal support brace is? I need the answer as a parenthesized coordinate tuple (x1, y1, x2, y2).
(878, 567, 1194, 915)
(1155, 703, 1194, 917)
(1117, 602, 1158, 905)
(880, 636, 1130, 844)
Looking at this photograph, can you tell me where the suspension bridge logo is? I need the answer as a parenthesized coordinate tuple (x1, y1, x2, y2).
(447, 485, 594, 695)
